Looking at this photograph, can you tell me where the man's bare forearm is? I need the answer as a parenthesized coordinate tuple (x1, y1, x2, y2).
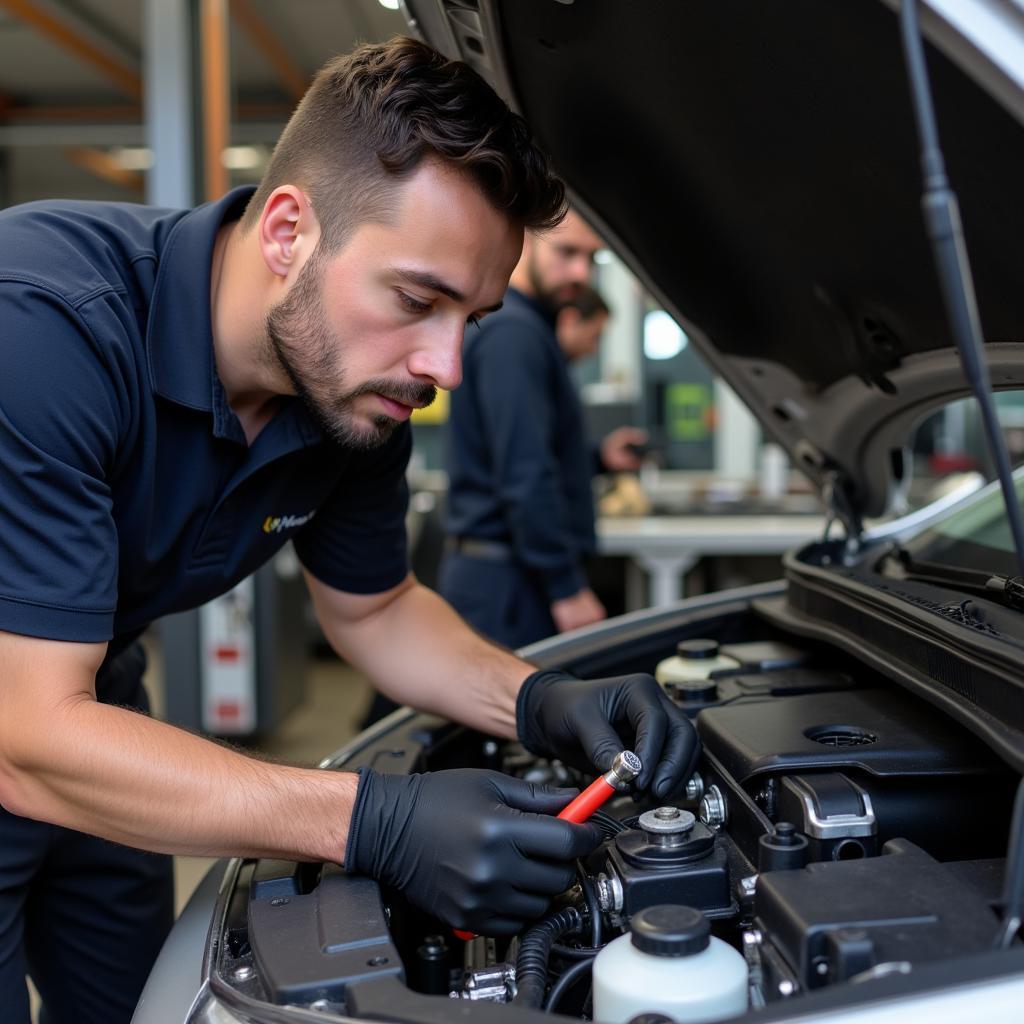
(310, 576, 532, 739)
(1, 694, 358, 862)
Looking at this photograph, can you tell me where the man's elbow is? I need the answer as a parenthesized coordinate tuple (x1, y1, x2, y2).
(0, 696, 82, 820)
(0, 745, 35, 819)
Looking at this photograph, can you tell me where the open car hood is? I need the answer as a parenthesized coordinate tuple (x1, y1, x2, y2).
(405, 0, 1024, 521)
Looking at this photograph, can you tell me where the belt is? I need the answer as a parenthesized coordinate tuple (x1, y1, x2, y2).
(445, 536, 514, 562)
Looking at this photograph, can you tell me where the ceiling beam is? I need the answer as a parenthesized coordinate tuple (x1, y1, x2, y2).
(0, 0, 142, 100)
(7, 103, 141, 123)
(201, 0, 230, 200)
(0, 119, 287, 147)
(3, 101, 293, 124)
(65, 146, 144, 193)
(229, 0, 308, 103)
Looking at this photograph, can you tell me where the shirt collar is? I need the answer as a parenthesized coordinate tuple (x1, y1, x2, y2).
(145, 186, 255, 417)
(507, 285, 559, 329)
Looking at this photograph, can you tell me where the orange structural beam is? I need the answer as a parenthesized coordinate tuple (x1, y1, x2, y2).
(229, 0, 308, 103)
(65, 146, 144, 193)
(0, 0, 141, 100)
(201, 0, 230, 200)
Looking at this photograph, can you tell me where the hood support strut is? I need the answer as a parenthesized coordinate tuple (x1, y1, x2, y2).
(822, 470, 865, 560)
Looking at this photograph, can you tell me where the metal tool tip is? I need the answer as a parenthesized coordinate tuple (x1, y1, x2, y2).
(613, 750, 642, 779)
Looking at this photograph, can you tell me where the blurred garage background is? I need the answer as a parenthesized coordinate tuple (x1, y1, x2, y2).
(0, 0, 1012, 935)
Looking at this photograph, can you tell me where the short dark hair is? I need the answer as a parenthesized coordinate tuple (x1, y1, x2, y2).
(241, 36, 566, 248)
(564, 284, 611, 321)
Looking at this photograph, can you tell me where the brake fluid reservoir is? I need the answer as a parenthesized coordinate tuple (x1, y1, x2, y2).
(592, 905, 748, 1024)
(655, 639, 739, 693)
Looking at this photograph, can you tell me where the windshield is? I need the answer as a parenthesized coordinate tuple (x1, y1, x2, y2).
(902, 468, 1024, 577)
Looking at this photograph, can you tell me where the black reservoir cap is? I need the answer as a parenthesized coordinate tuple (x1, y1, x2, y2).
(759, 821, 810, 872)
(629, 904, 710, 956)
(677, 638, 720, 660)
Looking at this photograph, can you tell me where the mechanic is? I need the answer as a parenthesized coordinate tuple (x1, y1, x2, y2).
(0, 37, 697, 1024)
(440, 215, 647, 647)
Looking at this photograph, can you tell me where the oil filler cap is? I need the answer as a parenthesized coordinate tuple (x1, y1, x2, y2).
(629, 905, 710, 957)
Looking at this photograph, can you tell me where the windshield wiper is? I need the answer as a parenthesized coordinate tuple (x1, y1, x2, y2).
(890, 546, 1024, 611)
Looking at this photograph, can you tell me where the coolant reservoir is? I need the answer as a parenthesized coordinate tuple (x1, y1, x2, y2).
(592, 905, 748, 1024)
(654, 640, 740, 702)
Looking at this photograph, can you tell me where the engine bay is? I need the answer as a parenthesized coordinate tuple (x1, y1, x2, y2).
(200, 595, 1020, 1021)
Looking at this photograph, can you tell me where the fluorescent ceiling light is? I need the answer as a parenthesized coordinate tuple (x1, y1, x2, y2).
(221, 145, 267, 170)
(111, 147, 153, 171)
(643, 309, 688, 360)
(378, 0, 401, 10)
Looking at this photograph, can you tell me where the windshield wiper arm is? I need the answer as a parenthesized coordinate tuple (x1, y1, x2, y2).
(891, 547, 1024, 611)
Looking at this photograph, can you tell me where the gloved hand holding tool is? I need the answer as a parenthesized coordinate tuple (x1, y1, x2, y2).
(345, 768, 604, 936)
(453, 749, 643, 941)
(516, 669, 701, 799)
(346, 669, 699, 936)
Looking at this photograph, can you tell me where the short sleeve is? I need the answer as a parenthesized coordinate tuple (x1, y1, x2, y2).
(293, 423, 412, 594)
(0, 282, 123, 640)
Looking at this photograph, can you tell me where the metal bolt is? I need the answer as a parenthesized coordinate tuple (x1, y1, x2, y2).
(699, 784, 728, 827)
(231, 965, 255, 983)
(739, 874, 757, 896)
(685, 771, 705, 802)
(483, 740, 498, 756)
(595, 872, 623, 912)
(638, 807, 695, 842)
(778, 979, 795, 997)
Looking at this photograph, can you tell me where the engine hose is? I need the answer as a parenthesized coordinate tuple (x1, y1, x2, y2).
(576, 863, 603, 947)
(513, 905, 585, 1008)
(544, 957, 594, 1012)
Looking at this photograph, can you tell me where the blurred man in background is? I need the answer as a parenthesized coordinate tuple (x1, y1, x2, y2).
(442, 212, 646, 648)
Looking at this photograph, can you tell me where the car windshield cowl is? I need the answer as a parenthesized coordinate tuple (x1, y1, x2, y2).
(886, 545, 1024, 612)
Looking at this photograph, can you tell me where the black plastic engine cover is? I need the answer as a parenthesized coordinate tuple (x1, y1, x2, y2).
(248, 865, 403, 1004)
(754, 839, 999, 989)
(697, 688, 1003, 781)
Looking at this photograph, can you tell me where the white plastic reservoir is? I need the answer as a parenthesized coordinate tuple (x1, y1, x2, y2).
(655, 639, 740, 687)
(592, 904, 748, 1024)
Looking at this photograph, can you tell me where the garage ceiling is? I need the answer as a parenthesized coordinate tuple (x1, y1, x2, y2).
(0, 0, 408, 204)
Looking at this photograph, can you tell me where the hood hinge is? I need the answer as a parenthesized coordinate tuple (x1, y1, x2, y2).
(822, 470, 864, 562)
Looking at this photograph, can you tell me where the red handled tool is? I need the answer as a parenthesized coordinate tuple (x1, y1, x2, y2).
(556, 750, 643, 823)
(454, 750, 642, 942)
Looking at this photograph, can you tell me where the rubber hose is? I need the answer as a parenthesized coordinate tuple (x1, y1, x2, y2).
(576, 863, 603, 947)
(513, 905, 585, 1008)
(544, 957, 593, 1012)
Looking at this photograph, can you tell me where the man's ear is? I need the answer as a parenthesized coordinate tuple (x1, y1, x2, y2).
(258, 186, 320, 279)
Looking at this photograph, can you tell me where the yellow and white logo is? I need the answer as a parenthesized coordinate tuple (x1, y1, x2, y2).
(262, 510, 316, 535)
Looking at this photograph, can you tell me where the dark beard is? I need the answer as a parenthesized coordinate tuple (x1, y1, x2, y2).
(265, 258, 436, 450)
(527, 256, 582, 318)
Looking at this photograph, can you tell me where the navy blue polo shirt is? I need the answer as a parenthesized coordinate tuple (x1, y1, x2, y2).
(0, 187, 410, 651)
(445, 288, 596, 602)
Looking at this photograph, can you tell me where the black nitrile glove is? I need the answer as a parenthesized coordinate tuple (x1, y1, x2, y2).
(345, 768, 604, 936)
(516, 670, 700, 799)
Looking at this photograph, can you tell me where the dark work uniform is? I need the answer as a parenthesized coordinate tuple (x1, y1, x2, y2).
(440, 288, 597, 648)
(0, 188, 410, 1023)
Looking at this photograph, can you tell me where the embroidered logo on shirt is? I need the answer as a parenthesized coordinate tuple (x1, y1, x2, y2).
(262, 510, 316, 534)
